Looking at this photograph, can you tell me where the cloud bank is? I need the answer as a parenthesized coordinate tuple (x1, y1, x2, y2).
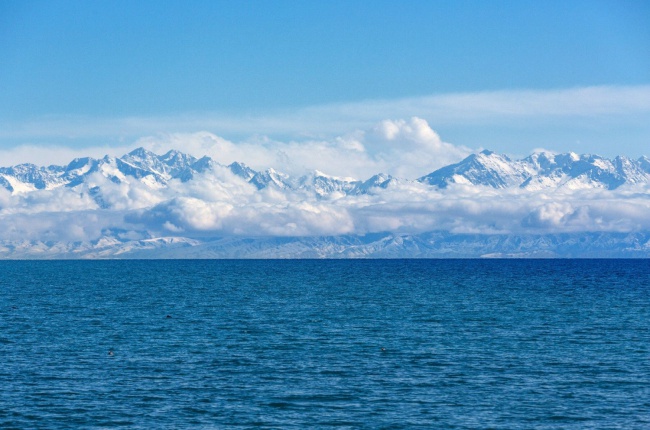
(1, 84, 649, 165)
(2, 178, 650, 246)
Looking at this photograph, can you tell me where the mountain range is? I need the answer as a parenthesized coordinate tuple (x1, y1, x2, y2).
(1, 147, 649, 258)
(0, 147, 397, 200)
(2, 147, 650, 200)
(419, 150, 650, 190)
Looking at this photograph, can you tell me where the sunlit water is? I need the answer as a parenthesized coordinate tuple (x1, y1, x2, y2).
(1, 259, 649, 428)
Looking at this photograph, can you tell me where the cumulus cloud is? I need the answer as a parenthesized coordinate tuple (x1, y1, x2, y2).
(125, 171, 356, 237)
(6, 167, 650, 246)
(364, 117, 470, 178)
(0, 186, 98, 215)
(341, 185, 650, 237)
(129, 117, 470, 179)
(0, 210, 123, 242)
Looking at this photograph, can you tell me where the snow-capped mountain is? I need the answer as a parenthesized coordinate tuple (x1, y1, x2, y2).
(0, 163, 65, 192)
(4, 147, 647, 199)
(418, 149, 650, 190)
(418, 150, 533, 188)
(1, 146, 649, 258)
(0, 147, 398, 201)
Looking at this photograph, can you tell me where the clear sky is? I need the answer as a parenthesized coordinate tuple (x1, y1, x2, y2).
(1, 0, 649, 162)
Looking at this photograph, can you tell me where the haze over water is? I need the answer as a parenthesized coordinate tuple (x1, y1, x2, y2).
(1, 259, 649, 428)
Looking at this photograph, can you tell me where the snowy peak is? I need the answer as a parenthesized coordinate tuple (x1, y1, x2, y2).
(638, 156, 650, 172)
(419, 150, 650, 190)
(172, 156, 220, 182)
(0, 163, 63, 191)
(117, 146, 199, 182)
(418, 150, 530, 188)
(296, 171, 359, 197)
(228, 162, 256, 181)
(159, 149, 198, 176)
(519, 152, 650, 190)
(613, 155, 650, 184)
(250, 168, 292, 190)
(353, 173, 396, 195)
(63, 157, 101, 187)
(120, 147, 177, 178)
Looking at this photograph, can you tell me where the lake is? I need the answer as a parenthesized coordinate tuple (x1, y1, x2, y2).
(1, 259, 649, 428)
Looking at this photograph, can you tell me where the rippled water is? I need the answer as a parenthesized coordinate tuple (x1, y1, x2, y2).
(1, 259, 649, 428)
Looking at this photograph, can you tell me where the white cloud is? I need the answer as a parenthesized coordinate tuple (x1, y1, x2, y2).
(85, 172, 166, 210)
(128, 117, 470, 179)
(0, 85, 650, 139)
(365, 117, 470, 178)
(0, 210, 122, 242)
(1, 186, 97, 214)
(1, 84, 648, 158)
(5, 167, 650, 245)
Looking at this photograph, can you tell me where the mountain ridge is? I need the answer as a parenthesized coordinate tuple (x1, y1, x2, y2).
(418, 149, 650, 191)
(1, 231, 648, 259)
(2, 147, 649, 199)
(1, 147, 649, 259)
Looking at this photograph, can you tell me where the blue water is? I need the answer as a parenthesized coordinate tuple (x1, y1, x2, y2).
(1, 260, 649, 428)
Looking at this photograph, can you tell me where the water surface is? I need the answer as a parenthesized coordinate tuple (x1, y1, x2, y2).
(1, 260, 649, 428)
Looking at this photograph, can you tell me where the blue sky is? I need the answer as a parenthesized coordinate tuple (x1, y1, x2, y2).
(1, 0, 649, 163)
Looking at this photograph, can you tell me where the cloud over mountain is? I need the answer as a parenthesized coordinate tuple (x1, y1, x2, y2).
(0, 120, 649, 258)
(130, 117, 471, 180)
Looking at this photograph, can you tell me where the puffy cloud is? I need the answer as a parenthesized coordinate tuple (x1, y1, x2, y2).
(365, 117, 471, 178)
(373, 117, 443, 146)
(128, 193, 354, 238)
(0, 187, 12, 209)
(135, 197, 233, 232)
(343, 185, 650, 236)
(1, 177, 650, 245)
(0, 210, 123, 242)
(0, 186, 98, 215)
(522, 202, 577, 228)
(129, 117, 470, 179)
(84, 172, 166, 210)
